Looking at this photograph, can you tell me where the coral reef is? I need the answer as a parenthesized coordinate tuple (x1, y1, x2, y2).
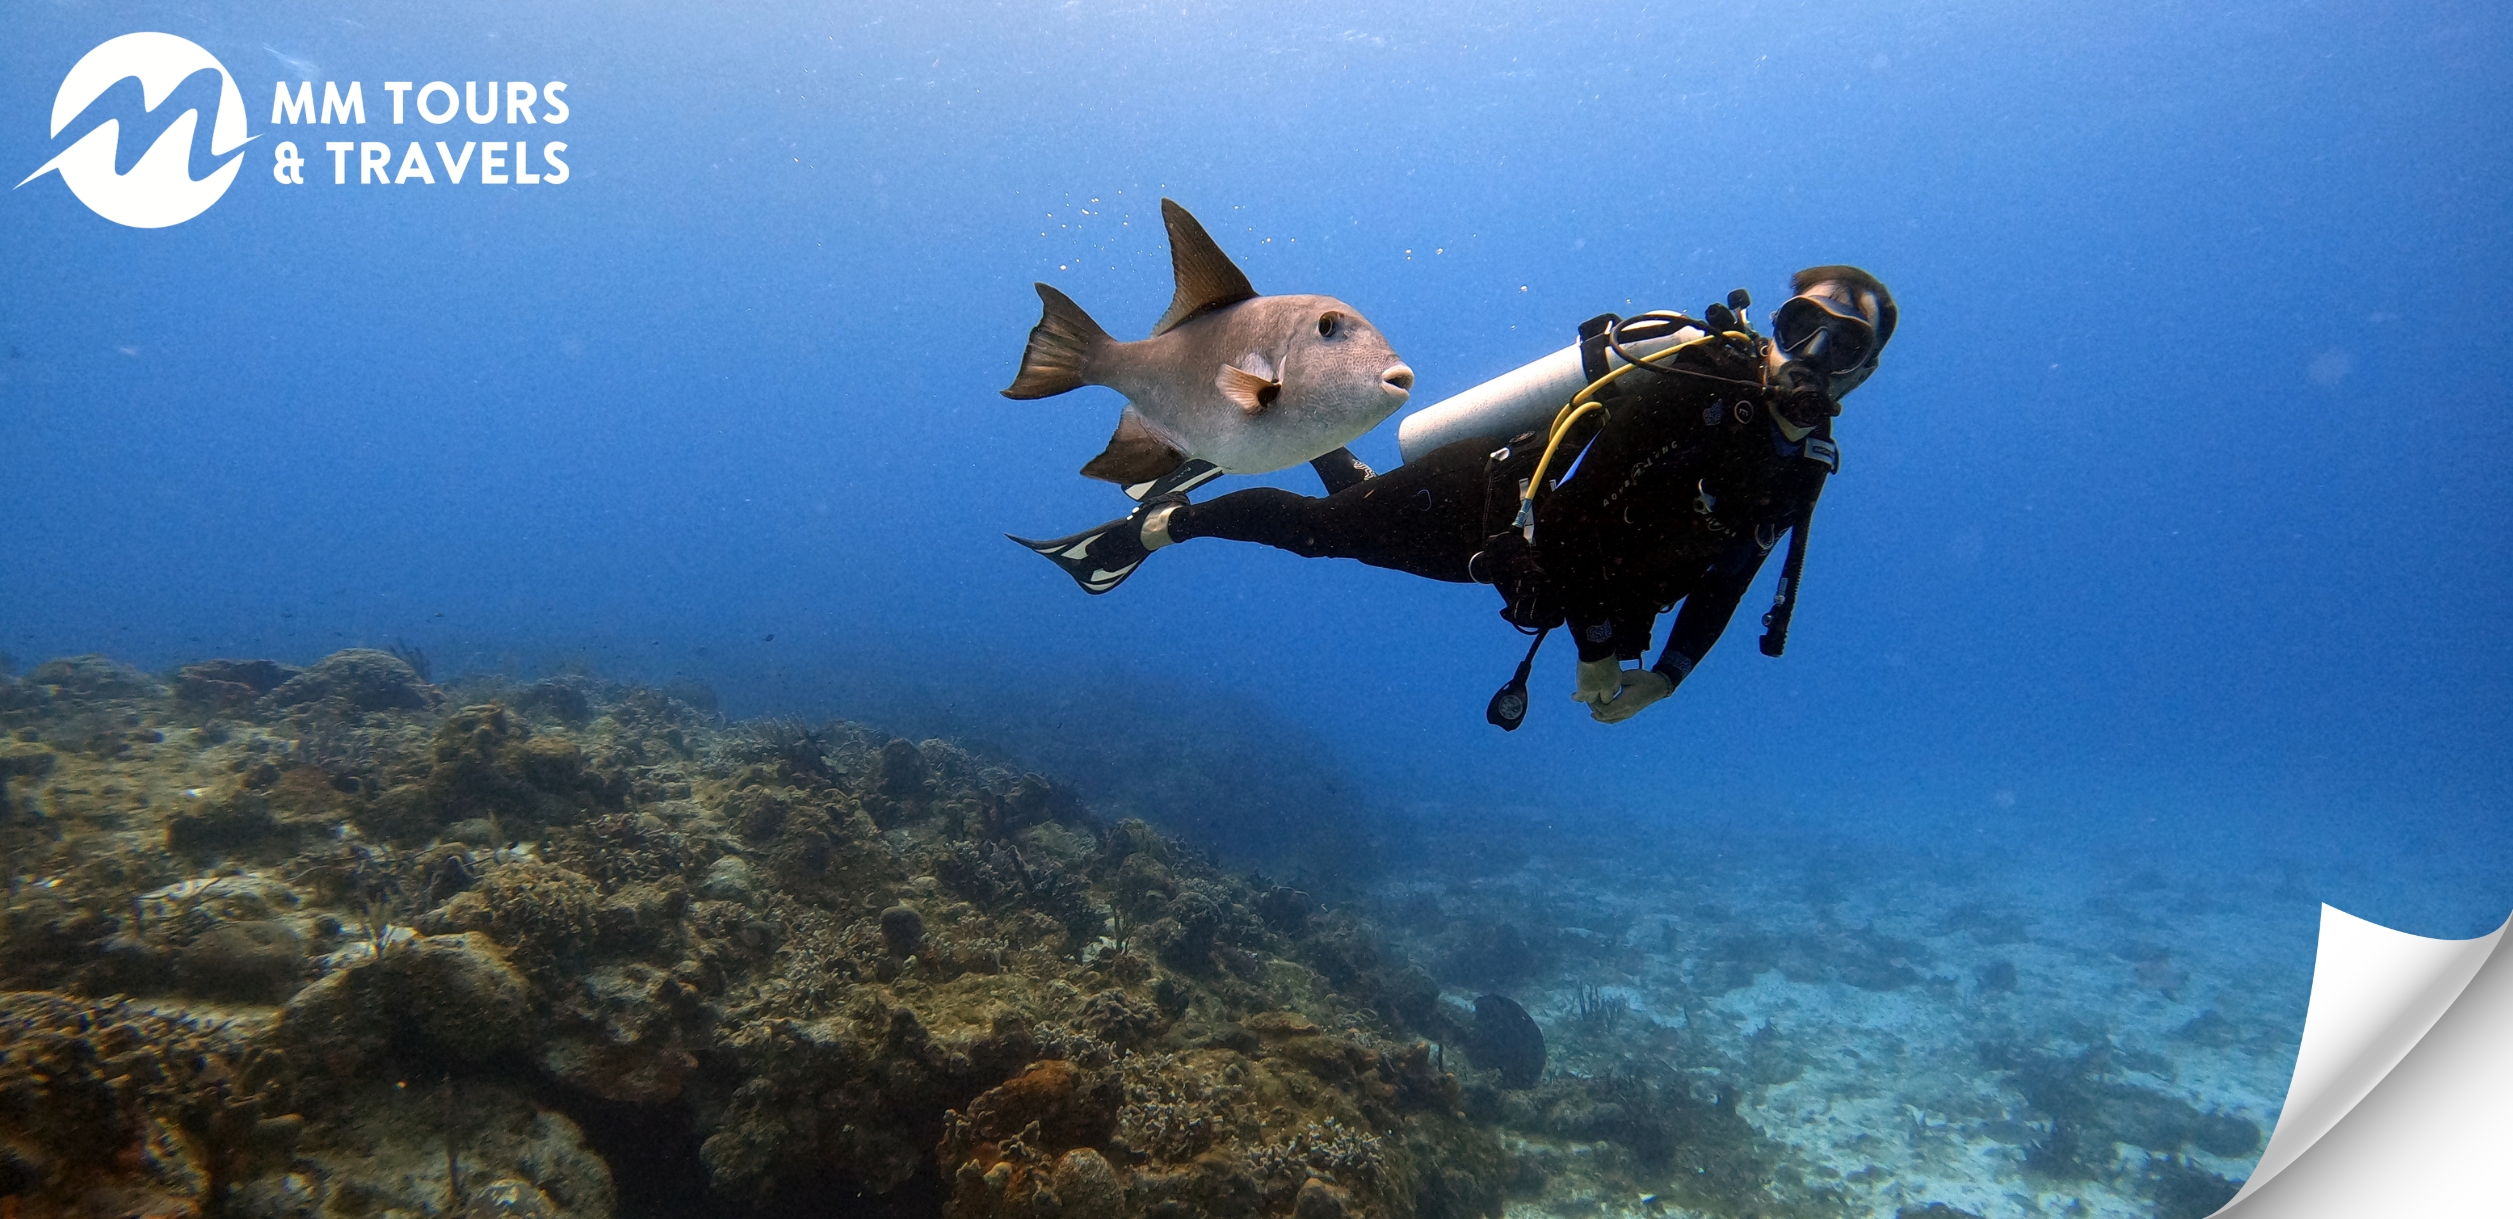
(0, 991, 286, 1219)
(22, 650, 2244, 1219)
(0, 651, 1530, 1219)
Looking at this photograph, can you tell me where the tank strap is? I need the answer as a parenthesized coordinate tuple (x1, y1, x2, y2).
(1577, 313, 1620, 384)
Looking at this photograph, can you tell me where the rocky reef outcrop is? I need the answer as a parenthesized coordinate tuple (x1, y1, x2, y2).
(0, 653, 1515, 1219)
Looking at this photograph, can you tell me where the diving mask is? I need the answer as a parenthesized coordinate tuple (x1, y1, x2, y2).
(1772, 288, 1880, 378)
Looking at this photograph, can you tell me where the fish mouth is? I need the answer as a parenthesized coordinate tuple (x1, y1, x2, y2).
(1381, 364, 1415, 401)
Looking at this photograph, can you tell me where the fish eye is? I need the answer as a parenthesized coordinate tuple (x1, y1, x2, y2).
(1317, 311, 1344, 338)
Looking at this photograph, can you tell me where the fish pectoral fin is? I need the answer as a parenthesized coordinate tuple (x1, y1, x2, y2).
(1216, 363, 1282, 416)
(1151, 199, 1259, 336)
(1079, 409, 1188, 485)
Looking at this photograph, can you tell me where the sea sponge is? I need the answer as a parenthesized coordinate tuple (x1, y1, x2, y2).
(25, 654, 161, 702)
(171, 659, 297, 711)
(260, 648, 437, 714)
(962, 1059, 1121, 1154)
(357, 704, 623, 843)
(280, 931, 532, 1073)
(880, 904, 926, 957)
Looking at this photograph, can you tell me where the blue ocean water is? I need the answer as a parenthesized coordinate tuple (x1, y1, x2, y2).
(3, 0, 2507, 1148)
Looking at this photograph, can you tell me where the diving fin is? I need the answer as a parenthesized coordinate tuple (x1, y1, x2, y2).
(1007, 494, 1184, 595)
(1125, 458, 1223, 502)
(1309, 447, 1376, 495)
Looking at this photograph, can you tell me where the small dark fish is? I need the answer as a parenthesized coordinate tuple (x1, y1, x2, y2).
(1464, 993, 1546, 1089)
(1003, 198, 1413, 484)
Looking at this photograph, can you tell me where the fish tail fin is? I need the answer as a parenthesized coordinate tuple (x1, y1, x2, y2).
(1002, 283, 1111, 399)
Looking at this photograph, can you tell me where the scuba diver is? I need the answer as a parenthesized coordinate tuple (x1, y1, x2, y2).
(1010, 267, 1896, 726)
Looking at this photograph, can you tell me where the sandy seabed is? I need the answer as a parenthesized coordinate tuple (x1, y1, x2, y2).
(1359, 814, 2324, 1219)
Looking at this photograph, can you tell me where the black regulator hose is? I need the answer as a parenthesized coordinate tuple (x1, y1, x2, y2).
(1604, 313, 1767, 391)
(1759, 502, 1815, 658)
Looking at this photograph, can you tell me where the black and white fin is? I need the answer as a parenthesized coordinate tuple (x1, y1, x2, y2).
(1309, 447, 1376, 495)
(1125, 458, 1223, 502)
(1007, 519, 1149, 595)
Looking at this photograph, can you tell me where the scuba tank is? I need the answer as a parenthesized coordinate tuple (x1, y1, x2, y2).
(1396, 315, 1707, 464)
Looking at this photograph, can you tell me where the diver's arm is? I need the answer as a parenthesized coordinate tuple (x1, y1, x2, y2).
(1546, 424, 1690, 666)
(1548, 342, 1758, 720)
(1569, 601, 1666, 719)
(1583, 545, 1770, 723)
(1552, 420, 1699, 718)
(1562, 605, 1645, 664)
(1653, 533, 1776, 682)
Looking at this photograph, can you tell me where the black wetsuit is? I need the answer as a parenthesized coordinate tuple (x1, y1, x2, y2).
(1167, 326, 1838, 678)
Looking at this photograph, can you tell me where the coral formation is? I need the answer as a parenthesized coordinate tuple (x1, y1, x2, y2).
(0, 650, 1537, 1219)
(18, 649, 2223, 1219)
(0, 991, 286, 1219)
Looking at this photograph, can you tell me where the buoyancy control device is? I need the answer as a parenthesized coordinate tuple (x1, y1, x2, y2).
(1455, 291, 1834, 728)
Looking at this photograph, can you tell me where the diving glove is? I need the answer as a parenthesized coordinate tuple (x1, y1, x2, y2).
(1572, 658, 1625, 706)
(1591, 668, 1676, 724)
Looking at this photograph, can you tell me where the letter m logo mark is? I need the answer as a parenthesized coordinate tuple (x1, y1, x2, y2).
(270, 81, 361, 123)
(272, 81, 312, 123)
(321, 81, 363, 124)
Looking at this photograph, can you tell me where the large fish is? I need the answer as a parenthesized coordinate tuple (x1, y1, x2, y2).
(1002, 198, 1414, 485)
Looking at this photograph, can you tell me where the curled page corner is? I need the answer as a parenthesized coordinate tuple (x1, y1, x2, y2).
(2215, 903, 2512, 1217)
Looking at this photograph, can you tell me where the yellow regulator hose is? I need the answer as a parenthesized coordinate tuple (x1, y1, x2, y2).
(1515, 324, 1750, 531)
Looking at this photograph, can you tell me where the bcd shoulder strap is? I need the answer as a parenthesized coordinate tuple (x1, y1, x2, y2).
(1758, 419, 1837, 657)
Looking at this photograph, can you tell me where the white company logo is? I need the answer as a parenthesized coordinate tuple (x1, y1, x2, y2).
(16, 32, 252, 228)
(20, 32, 575, 229)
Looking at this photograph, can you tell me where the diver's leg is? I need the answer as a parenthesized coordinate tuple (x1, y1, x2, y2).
(1308, 447, 1376, 495)
(1162, 443, 1489, 582)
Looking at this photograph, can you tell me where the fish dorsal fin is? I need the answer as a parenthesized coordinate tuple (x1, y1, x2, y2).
(1152, 198, 1258, 336)
(1216, 362, 1281, 415)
